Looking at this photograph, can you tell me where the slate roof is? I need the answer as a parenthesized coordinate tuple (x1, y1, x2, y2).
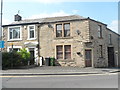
(3, 15, 86, 27)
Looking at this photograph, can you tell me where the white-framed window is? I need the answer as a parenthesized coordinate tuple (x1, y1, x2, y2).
(7, 46, 22, 52)
(8, 26, 22, 41)
(28, 25, 36, 40)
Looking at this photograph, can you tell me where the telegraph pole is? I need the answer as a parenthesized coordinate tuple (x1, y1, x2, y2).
(0, 0, 3, 90)
(0, 0, 2, 41)
(0, 0, 3, 70)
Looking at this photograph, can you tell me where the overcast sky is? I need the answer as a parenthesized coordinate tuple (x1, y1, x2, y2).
(2, 0, 118, 33)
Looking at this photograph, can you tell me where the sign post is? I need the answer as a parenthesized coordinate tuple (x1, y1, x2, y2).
(0, 40, 4, 48)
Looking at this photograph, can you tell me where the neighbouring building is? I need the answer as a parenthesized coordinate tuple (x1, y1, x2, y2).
(2, 14, 120, 68)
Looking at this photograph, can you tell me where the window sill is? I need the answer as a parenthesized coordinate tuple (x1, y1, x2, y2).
(57, 59, 74, 62)
(108, 43, 112, 45)
(7, 39, 22, 42)
(98, 37, 103, 39)
(54, 37, 73, 39)
(99, 57, 104, 59)
(27, 38, 37, 40)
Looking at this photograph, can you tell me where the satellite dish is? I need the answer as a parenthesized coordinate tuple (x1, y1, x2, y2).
(48, 24, 53, 28)
(76, 30, 81, 35)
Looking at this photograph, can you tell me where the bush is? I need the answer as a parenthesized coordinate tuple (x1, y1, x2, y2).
(2, 52, 23, 69)
(2, 48, 31, 69)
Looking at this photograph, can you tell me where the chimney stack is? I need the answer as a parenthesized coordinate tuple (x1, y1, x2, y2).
(14, 14, 22, 21)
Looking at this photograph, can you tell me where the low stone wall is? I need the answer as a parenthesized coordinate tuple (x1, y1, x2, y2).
(55, 60, 77, 67)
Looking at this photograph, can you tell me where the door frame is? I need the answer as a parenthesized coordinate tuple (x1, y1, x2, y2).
(26, 47, 38, 64)
(84, 49, 93, 67)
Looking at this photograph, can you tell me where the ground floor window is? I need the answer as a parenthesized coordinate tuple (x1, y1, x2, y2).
(65, 45, 71, 59)
(56, 45, 71, 60)
(56, 46, 63, 59)
(99, 45, 103, 58)
(9, 48, 20, 52)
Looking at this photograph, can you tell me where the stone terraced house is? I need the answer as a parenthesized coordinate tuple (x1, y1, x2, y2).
(2, 14, 120, 67)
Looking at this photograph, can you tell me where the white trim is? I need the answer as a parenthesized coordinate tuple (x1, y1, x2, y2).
(27, 25, 36, 40)
(8, 26, 22, 41)
(7, 46, 22, 52)
(24, 42, 38, 45)
(28, 47, 38, 65)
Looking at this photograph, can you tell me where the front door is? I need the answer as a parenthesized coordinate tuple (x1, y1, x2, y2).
(85, 49, 92, 67)
(108, 47, 115, 67)
(29, 48, 35, 65)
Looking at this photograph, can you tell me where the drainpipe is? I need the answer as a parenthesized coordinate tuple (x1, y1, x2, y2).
(37, 24, 43, 66)
(37, 25, 40, 65)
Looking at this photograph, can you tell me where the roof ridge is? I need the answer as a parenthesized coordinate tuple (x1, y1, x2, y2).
(4, 14, 86, 26)
(23, 14, 84, 21)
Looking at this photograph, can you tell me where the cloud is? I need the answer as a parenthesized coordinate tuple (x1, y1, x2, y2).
(2, 18, 11, 25)
(72, 10, 79, 14)
(108, 20, 118, 33)
(28, 10, 70, 19)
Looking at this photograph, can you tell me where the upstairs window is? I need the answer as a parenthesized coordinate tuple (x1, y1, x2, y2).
(98, 25, 102, 38)
(64, 24, 70, 37)
(56, 23, 70, 37)
(108, 34, 112, 44)
(56, 24, 62, 37)
(9, 27, 21, 40)
(28, 25, 35, 39)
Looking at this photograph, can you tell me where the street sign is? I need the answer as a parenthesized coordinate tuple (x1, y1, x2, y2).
(0, 41, 4, 48)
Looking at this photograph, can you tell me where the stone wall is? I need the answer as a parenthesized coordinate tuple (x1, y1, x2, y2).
(106, 29, 120, 67)
(2, 25, 38, 52)
(89, 20, 108, 67)
(3, 18, 120, 67)
(39, 20, 90, 67)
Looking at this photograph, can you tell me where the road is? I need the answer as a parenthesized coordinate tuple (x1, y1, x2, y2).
(2, 73, 118, 88)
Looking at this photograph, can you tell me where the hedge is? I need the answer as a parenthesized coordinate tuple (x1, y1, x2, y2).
(2, 49, 31, 69)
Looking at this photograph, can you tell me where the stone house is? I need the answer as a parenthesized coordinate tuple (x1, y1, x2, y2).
(2, 14, 120, 67)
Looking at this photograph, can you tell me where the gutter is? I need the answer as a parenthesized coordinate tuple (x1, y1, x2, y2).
(2, 22, 39, 27)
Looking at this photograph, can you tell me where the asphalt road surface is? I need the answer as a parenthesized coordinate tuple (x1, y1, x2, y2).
(2, 73, 118, 88)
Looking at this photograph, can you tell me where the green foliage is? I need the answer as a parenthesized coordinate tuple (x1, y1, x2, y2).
(2, 52, 23, 69)
(17, 48, 30, 60)
(2, 48, 31, 69)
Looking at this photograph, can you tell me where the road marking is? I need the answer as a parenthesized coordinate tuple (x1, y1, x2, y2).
(0, 73, 118, 78)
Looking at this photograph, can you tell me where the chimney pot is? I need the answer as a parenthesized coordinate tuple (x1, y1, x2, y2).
(14, 14, 22, 21)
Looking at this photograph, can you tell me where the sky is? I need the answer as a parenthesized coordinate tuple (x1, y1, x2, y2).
(2, 0, 118, 33)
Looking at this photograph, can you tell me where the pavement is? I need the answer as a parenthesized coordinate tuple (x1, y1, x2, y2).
(1, 66, 120, 76)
